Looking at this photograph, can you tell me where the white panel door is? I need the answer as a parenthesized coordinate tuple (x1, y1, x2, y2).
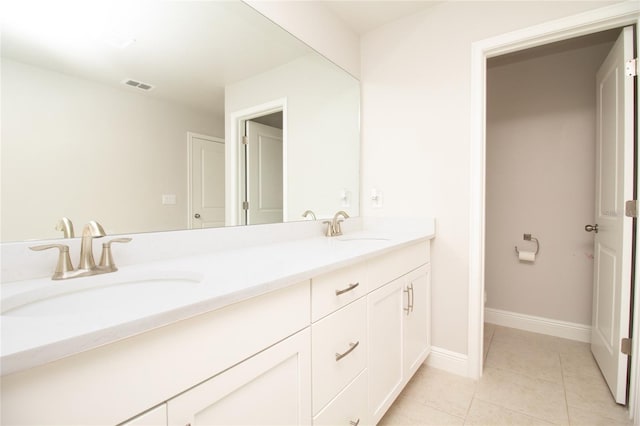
(189, 133, 225, 228)
(246, 121, 283, 225)
(367, 278, 403, 424)
(189, 133, 225, 229)
(590, 26, 634, 405)
(403, 264, 431, 378)
(167, 329, 311, 426)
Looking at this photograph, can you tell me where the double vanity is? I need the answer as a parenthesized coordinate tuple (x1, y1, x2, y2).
(0, 218, 435, 425)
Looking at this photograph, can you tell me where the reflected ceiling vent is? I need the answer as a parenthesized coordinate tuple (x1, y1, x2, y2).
(122, 79, 155, 91)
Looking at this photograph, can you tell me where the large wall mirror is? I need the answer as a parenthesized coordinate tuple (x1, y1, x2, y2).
(0, 0, 360, 242)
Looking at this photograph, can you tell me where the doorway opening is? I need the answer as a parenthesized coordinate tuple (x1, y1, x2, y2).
(241, 112, 284, 226)
(484, 26, 633, 403)
(227, 98, 287, 226)
(468, 2, 639, 417)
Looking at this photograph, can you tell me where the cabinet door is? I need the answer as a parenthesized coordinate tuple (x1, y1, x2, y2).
(367, 278, 404, 424)
(313, 370, 369, 426)
(122, 404, 167, 426)
(167, 329, 311, 426)
(403, 264, 431, 378)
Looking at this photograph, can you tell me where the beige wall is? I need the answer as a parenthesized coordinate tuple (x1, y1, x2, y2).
(360, 1, 620, 354)
(1, 59, 222, 241)
(485, 34, 615, 326)
(225, 54, 360, 222)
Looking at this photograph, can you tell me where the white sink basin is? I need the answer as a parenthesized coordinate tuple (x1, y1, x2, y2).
(2, 271, 203, 317)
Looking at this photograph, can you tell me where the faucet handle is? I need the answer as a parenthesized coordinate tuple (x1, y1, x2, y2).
(322, 221, 334, 237)
(335, 219, 345, 236)
(99, 238, 132, 271)
(30, 244, 74, 279)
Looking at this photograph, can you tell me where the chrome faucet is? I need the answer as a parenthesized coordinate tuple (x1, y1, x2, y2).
(31, 221, 132, 280)
(324, 210, 350, 237)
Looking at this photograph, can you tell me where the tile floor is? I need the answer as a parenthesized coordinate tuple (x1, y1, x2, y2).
(379, 324, 632, 425)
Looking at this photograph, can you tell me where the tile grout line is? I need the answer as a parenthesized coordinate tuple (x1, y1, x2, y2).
(558, 351, 572, 425)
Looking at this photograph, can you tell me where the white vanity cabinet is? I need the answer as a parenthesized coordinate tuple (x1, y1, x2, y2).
(121, 404, 167, 426)
(368, 263, 431, 425)
(310, 241, 430, 426)
(1, 237, 433, 426)
(167, 329, 311, 426)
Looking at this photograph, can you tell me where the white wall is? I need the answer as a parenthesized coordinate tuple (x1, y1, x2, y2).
(1, 59, 222, 241)
(360, 1, 620, 355)
(225, 54, 360, 222)
(243, 0, 360, 78)
(485, 35, 614, 326)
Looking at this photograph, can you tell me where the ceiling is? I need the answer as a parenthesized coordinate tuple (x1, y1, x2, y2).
(0, 1, 314, 117)
(0, 0, 437, 118)
(322, 1, 441, 35)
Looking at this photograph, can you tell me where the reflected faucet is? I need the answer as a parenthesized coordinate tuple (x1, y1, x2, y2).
(55, 217, 75, 238)
(302, 210, 317, 220)
(78, 220, 106, 270)
(324, 210, 350, 237)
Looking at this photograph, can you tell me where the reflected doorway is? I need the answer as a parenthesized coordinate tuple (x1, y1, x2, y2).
(241, 112, 284, 225)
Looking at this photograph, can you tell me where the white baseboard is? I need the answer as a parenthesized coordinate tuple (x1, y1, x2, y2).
(426, 346, 469, 377)
(485, 308, 591, 343)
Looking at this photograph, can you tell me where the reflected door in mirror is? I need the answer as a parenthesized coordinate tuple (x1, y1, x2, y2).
(189, 133, 225, 229)
(245, 121, 283, 225)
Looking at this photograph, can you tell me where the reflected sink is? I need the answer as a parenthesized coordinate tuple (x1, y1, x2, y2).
(2, 271, 203, 317)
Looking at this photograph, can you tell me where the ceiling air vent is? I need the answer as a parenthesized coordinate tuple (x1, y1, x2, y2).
(123, 79, 155, 91)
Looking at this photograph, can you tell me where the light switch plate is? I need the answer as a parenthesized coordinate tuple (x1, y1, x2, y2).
(162, 194, 177, 205)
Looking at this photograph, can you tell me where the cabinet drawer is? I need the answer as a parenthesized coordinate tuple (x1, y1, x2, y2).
(368, 241, 430, 292)
(313, 370, 369, 426)
(312, 298, 367, 413)
(312, 262, 367, 321)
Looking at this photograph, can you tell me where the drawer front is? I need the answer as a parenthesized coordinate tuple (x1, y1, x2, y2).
(312, 262, 367, 322)
(368, 241, 430, 292)
(312, 298, 367, 414)
(313, 370, 369, 426)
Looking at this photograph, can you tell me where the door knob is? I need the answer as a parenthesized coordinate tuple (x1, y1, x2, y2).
(585, 224, 599, 233)
(194, 213, 201, 219)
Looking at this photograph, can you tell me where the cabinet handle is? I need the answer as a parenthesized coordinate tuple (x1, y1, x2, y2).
(350, 419, 360, 426)
(335, 341, 359, 361)
(404, 286, 411, 315)
(404, 284, 415, 315)
(410, 283, 415, 313)
(335, 282, 359, 296)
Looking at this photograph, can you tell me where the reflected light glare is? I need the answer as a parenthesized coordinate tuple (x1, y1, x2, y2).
(1, 0, 137, 51)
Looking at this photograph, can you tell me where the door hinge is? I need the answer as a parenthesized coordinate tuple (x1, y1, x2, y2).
(626, 58, 638, 77)
(242, 136, 248, 145)
(242, 201, 249, 210)
(625, 200, 639, 218)
(621, 338, 632, 356)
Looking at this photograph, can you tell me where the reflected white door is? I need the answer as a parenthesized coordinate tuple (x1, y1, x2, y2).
(189, 133, 225, 229)
(591, 26, 634, 405)
(245, 121, 283, 225)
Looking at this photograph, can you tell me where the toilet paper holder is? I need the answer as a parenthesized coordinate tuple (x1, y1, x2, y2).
(515, 234, 540, 255)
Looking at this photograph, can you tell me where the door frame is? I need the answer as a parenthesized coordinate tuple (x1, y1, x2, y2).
(187, 132, 225, 229)
(227, 99, 287, 226)
(468, 0, 639, 416)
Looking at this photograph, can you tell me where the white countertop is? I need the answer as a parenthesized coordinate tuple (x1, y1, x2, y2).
(1, 220, 434, 376)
